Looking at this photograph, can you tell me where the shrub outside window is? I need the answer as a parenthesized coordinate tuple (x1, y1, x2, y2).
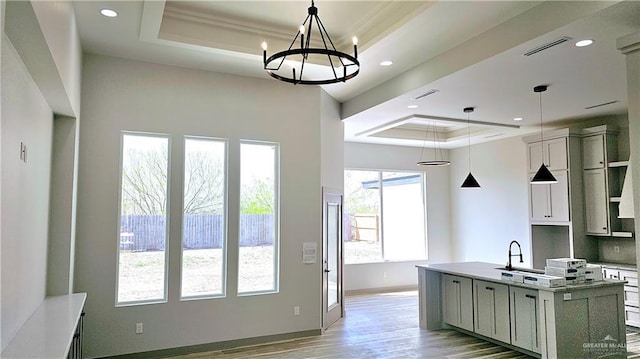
(238, 141, 280, 294)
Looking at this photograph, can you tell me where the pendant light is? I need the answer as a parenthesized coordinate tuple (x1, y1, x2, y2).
(530, 85, 557, 184)
(461, 107, 480, 188)
(417, 120, 450, 166)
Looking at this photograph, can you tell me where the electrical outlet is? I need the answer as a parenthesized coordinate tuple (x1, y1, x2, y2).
(136, 322, 143, 334)
(614, 246, 620, 253)
(294, 306, 300, 316)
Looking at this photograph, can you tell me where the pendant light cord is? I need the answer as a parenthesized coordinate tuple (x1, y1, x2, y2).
(419, 123, 429, 162)
(539, 91, 544, 164)
(467, 113, 471, 171)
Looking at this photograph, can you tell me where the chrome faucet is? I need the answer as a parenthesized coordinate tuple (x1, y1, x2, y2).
(507, 240, 524, 270)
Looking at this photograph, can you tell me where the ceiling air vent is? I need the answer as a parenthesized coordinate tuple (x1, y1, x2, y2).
(412, 89, 439, 100)
(585, 100, 619, 110)
(523, 37, 572, 56)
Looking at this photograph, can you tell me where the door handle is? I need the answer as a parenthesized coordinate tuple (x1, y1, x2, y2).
(324, 269, 331, 273)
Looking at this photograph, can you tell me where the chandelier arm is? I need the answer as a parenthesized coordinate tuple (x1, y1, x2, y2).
(315, 15, 339, 51)
(312, 16, 339, 80)
(298, 51, 308, 85)
(304, 19, 312, 61)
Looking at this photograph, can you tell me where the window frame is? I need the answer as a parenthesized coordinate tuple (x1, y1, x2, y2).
(179, 135, 229, 301)
(237, 139, 281, 296)
(115, 131, 171, 307)
(343, 168, 428, 264)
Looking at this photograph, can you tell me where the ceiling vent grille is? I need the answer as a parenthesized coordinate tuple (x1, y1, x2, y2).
(523, 37, 572, 56)
(585, 100, 619, 109)
(413, 89, 439, 100)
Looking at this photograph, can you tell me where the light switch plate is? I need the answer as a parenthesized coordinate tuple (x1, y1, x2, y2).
(563, 293, 572, 300)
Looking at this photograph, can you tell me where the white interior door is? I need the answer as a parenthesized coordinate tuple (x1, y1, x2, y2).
(322, 188, 343, 329)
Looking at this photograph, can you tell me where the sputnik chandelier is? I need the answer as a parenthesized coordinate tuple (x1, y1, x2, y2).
(262, 1, 360, 85)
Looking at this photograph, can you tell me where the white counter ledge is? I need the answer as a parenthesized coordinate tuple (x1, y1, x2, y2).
(417, 261, 626, 291)
(1, 293, 86, 359)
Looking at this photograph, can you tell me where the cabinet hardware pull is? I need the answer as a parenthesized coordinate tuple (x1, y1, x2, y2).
(453, 280, 459, 284)
(525, 294, 536, 299)
(486, 287, 494, 291)
(603, 227, 607, 230)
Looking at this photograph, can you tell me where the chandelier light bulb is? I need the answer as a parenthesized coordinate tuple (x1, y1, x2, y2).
(352, 36, 358, 45)
(261, 41, 268, 51)
(299, 25, 305, 35)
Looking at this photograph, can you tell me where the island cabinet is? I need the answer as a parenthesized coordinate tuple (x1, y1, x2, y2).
(442, 274, 473, 331)
(418, 262, 627, 359)
(473, 280, 510, 343)
(601, 264, 639, 327)
(510, 287, 540, 353)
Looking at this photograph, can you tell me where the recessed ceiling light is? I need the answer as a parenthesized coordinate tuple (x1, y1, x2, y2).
(575, 39, 593, 47)
(408, 105, 418, 109)
(100, 8, 118, 18)
(513, 117, 523, 121)
(380, 60, 393, 66)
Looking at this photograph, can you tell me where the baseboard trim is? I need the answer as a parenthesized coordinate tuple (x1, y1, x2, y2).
(346, 285, 417, 296)
(103, 329, 321, 359)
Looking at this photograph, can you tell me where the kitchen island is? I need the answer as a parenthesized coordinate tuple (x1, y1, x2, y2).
(417, 262, 626, 358)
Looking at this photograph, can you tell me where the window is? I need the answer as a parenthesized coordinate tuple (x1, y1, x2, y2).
(238, 141, 279, 294)
(344, 170, 427, 264)
(117, 133, 170, 304)
(181, 137, 227, 299)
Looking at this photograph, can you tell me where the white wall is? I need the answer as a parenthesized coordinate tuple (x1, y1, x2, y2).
(75, 54, 329, 358)
(320, 90, 343, 190)
(343, 142, 452, 291)
(449, 136, 530, 267)
(1, 1, 82, 351)
(0, 37, 54, 352)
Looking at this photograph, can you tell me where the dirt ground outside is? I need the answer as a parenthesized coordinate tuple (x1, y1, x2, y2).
(117, 241, 377, 302)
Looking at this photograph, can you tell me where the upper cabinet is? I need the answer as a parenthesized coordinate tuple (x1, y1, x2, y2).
(523, 129, 594, 262)
(582, 134, 606, 169)
(523, 129, 581, 225)
(582, 125, 634, 238)
(526, 137, 568, 172)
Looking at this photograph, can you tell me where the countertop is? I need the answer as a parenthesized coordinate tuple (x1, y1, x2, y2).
(590, 261, 637, 270)
(417, 261, 626, 292)
(1, 293, 86, 358)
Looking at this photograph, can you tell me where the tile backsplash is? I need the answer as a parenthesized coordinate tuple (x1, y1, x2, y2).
(598, 238, 637, 264)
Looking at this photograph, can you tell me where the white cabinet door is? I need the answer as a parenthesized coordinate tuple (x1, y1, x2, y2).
(546, 138, 568, 171)
(510, 287, 540, 354)
(527, 141, 544, 173)
(583, 134, 605, 169)
(526, 138, 567, 173)
(584, 168, 609, 235)
(443, 274, 473, 331)
(529, 170, 569, 222)
(474, 280, 510, 343)
(548, 170, 569, 222)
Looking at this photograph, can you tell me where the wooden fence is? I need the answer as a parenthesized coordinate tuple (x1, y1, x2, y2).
(120, 214, 274, 251)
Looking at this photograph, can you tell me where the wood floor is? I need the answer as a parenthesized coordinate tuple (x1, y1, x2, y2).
(166, 291, 640, 359)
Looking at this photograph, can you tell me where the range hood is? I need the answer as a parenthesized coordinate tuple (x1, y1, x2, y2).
(619, 159, 635, 218)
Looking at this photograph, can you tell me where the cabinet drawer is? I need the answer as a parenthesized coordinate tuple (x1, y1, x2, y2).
(626, 305, 640, 328)
(625, 286, 639, 306)
(619, 269, 638, 286)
